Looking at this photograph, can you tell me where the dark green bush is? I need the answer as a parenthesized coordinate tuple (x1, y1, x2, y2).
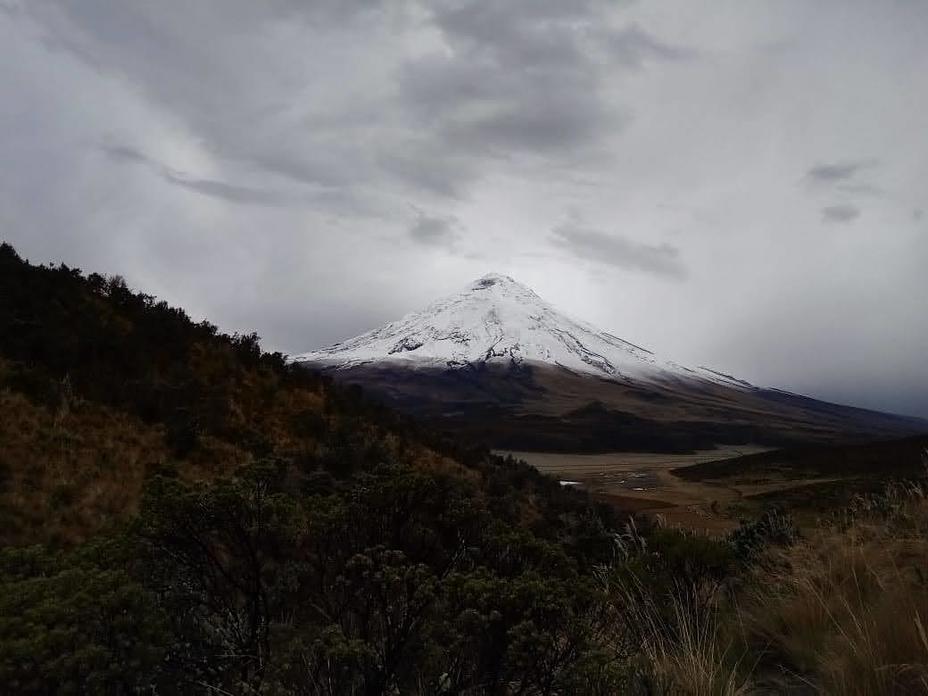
(0, 544, 168, 695)
(727, 507, 798, 562)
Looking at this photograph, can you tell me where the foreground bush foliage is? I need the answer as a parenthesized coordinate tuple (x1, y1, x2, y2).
(0, 543, 166, 694)
(0, 461, 625, 694)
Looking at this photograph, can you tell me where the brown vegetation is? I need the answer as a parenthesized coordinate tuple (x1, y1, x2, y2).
(0, 383, 165, 545)
(606, 475, 928, 694)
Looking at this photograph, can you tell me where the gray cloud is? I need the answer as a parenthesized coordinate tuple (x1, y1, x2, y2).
(161, 173, 289, 207)
(821, 204, 860, 224)
(551, 217, 686, 279)
(28, 0, 689, 211)
(99, 142, 383, 216)
(400, 3, 687, 162)
(408, 212, 460, 248)
(601, 24, 698, 67)
(399, 54, 592, 155)
(806, 159, 878, 184)
(836, 182, 883, 197)
(101, 144, 292, 207)
(806, 160, 879, 222)
(99, 143, 148, 164)
(377, 141, 477, 199)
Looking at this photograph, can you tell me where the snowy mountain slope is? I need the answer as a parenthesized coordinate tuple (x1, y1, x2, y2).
(294, 273, 927, 452)
(293, 273, 750, 389)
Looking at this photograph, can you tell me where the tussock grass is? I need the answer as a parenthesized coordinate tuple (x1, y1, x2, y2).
(605, 464, 928, 695)
(604, 521, 754, 695)
(739, 478, 928, 694)
(613, 579, 753, 695)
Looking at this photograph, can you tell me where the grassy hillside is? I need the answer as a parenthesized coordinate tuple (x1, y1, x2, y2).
(2, 241, 927, 694)
(0, 241, 593, 547)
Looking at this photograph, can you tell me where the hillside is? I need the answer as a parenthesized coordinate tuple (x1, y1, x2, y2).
(0, 243, 626, 692)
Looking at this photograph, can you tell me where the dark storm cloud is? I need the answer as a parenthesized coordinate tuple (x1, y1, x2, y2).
(806, 159, 878, 184)
(821, 204, 860, 224)
(408, 212, 460, 248)
(551, 218, 686, 279)
(400, 2, 688, 160)
(399, 54, 605, 157)
(428, 1, 693, 70)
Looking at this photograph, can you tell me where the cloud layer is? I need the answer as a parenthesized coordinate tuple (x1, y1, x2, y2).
(806, 160, 878, 184)
(1, 0, 927, 416)
(821, 204, 860, 224)
(551, 216, 687, 279)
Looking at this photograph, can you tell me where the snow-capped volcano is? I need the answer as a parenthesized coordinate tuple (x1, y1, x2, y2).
(295, 273, 926, 452)
(294, 273, 747, 388)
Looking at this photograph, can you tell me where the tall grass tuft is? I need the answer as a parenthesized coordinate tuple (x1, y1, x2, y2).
(737, 464, 928, 694)
(612, 577, 753, 695)
(604, 520, 755, 695)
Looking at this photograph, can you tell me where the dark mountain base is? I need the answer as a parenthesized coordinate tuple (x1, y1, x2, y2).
(306, 361, 928, 453)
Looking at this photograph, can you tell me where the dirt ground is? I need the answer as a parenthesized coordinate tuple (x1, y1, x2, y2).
(504, 448, 841, 534)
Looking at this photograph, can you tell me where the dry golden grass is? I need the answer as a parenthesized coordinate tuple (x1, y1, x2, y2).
(737, 487, 928, 694)
(177, 434, 253, 482)
(609, 579, 754, 695)
(603, 476, 928, 694)
(0, 389, 167, 545)
(0, 376, 468, 547)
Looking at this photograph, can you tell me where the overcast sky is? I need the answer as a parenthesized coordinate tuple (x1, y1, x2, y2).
(2, 0, 926, 417)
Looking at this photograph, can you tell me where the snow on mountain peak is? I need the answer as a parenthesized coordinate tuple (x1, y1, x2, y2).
(468, 272, 535, 296)
(293, 274, 752, 389)
(471, 272, 518, 286)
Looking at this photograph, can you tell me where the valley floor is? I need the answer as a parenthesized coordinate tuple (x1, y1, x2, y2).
(503, 447, 840, 533)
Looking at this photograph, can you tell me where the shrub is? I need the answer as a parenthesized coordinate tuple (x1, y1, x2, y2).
(0, 544, 168, 694)
(727, 507, 798, 563)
